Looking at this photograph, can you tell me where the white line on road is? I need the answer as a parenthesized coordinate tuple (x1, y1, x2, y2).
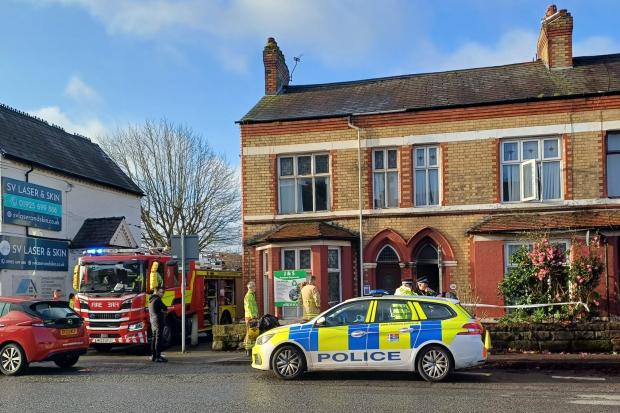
(456, 372, 492, 377)
(569, 395, 620, 406)
(552, 376, 606, 381)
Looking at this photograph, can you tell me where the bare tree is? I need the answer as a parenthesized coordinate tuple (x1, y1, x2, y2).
(100, 120, 240, 251)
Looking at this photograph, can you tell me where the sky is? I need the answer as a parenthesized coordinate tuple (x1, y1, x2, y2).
(1, 0, 619, 168)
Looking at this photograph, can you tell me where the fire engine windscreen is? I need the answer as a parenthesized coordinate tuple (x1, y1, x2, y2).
(79, 261, 146, 294)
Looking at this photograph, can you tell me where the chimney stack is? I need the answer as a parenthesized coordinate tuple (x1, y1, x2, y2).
(536, 4, 573, 70)
(263, 37, 289, 95)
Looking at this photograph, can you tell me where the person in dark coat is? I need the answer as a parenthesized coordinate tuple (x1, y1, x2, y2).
(414, 277, 437, 296)
(149, 286, 168, 362)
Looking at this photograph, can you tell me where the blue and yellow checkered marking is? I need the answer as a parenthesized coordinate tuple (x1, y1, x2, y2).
(286, 319, 445, 352)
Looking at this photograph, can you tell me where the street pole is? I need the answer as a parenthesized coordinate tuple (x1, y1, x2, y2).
(181, 233, 186, 353)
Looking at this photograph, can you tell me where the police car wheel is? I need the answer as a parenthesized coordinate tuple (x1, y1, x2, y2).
(271, 345, 305, 380)
(417, 345, 452, 382)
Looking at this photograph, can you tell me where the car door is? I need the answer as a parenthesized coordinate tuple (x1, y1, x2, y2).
(366, 299, 421, 370)
(309, 300, 372, 370)
(0, 302, 7, 343)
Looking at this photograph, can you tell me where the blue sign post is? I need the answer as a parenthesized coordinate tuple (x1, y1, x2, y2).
(2, 177, 62, 231)
(0, 235, 68, 271)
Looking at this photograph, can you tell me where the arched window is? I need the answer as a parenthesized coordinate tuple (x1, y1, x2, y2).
(377, 245, 400, 262)
(417, 244, 437, 261)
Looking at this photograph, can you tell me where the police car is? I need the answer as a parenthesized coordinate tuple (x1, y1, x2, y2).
(251, 295, 488, 382)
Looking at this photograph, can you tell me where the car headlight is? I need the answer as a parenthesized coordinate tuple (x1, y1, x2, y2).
(256, 333, 275, 345)
(128, 322, 145, 331)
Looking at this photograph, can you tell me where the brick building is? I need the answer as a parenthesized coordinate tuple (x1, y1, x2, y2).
(239, 5, 620, 319)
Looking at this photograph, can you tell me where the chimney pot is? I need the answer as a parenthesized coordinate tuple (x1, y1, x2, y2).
(545, 4, 557, 18)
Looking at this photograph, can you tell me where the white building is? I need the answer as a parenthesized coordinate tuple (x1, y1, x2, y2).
(0, 104, 142, 297)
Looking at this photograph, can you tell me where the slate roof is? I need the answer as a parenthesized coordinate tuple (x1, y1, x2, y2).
(247, 222, 358, 245)
(241, 54, 620, 123)
(0, 104, 143, 195)
(468, 209, 620, 234)
(71, 217, 126, 249)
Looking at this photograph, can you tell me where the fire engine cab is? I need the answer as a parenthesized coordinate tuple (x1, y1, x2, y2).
(72, 248, 242, 351)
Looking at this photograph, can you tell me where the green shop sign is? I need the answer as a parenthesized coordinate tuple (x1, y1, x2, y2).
(273, 270, 307, 307)
(2, 177, 62, 231)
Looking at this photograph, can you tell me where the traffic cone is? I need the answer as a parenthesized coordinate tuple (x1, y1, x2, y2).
(484, 330, 492, 349)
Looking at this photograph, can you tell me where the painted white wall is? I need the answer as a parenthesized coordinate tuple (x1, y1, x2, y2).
(0, 156, 142, 297)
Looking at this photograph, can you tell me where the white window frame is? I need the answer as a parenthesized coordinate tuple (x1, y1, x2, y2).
(504, 240, 570, 275)
(501, 137, 563, 203)
(607, 132, 620, 198)
(413, 145, 441, 207)
(278, 154, 331, 214)
(372, 148, 400, 209)
(281, 248, 312, 272)
(327, 247, 342, 305)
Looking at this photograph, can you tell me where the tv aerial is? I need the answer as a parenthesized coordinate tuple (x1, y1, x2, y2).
(289, 54, 303, 82)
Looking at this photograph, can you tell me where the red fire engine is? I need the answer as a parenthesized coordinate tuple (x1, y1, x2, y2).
(72, 248, 242, 351)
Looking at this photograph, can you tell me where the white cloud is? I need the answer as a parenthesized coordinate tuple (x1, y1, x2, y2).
(30, 0, 409, 69)
(29, 106, 106, 140)
(65, 75, 101, 104)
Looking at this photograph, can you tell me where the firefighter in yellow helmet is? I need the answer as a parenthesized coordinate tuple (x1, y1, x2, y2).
(301, 276, 321, 321)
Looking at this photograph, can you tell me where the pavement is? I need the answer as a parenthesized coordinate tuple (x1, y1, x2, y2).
(2, 343, 620, 412)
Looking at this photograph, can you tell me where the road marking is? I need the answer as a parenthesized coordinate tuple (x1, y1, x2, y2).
(552, 375, 606, 381)
(456, 372, 492, 377)
(569, 395, 620, 406)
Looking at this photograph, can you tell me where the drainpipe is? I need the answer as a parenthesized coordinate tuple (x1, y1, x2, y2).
(347, 116, 364, 297)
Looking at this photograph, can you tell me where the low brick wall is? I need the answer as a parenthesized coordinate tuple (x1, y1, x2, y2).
(484, 322, 620, 353)
(212, 323, 246, 351)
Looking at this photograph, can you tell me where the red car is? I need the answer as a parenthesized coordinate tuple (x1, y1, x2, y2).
(0, 296, 89, 376)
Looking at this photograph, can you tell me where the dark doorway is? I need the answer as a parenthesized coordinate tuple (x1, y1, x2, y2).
(376, 246, 401, 293)
(415, 243, 440, 293)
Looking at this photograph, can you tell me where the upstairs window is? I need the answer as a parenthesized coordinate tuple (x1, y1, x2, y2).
(278, 154, 330, 214)
(501, 138, 562, 202)
(414, 146, 440, 206)
(608, 132, 620, 197)
(373, 148, 399, 208)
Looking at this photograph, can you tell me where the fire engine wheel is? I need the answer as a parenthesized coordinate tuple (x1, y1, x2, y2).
(54, 354, 80, 368)
(271, 345, 305, 380)
(219, 311, 232, 325)
(416, 345, 453, 383)
(161, 321, 174, 349)
(0, 343, 28, 376)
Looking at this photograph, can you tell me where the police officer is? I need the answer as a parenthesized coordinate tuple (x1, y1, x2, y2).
(301, 276, 321, 321)
(149, 286, 168, 362)
(394, 279, 414, 296)
(414, 276, 437, 296)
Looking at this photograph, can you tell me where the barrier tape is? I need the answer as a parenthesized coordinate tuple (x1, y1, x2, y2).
(460, 301, 590, 313)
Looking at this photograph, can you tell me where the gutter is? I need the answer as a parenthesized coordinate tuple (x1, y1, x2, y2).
(347, 116, 364, 298)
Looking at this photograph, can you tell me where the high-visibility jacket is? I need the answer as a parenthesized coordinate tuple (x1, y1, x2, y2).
(301, 284, 320, 320)
(244, 291, 258, 320)
(393, 285, 414, 320)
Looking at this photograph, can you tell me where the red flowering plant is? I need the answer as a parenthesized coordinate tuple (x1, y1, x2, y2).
(567, 236, 604, 318)
(499, 235, 604, 322)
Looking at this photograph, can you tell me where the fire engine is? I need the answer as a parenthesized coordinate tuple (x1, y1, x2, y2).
(72, 248, 243, 351)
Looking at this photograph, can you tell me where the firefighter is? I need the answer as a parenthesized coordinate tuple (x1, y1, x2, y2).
(149, 286, 168, 362)
(415, 276, 437, 296)
(301, 276, 321, 321)
(244, 281, 259, 356)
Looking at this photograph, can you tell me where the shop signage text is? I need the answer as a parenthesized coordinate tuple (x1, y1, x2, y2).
(2, 177, 62, 231)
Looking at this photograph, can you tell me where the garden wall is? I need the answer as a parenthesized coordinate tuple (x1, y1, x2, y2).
(484, 322, 620, 352)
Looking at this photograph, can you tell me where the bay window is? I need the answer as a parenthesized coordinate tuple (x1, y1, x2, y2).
(414, 146, 440, 206)
(608, 132, 620, 197)
(501, 138, 562, 202)
(373, 148, 399, 208)
(278, 154, 330, 214)
(281, 248, 311, 319)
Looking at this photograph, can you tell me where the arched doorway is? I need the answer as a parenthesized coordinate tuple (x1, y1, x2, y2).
(376, 246, 401, 293)
(415, 242, 440, 293)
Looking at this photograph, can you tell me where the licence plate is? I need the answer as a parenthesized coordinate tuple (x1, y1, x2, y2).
(92, 338, 115, 343)
(60, 328, 78, 336)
